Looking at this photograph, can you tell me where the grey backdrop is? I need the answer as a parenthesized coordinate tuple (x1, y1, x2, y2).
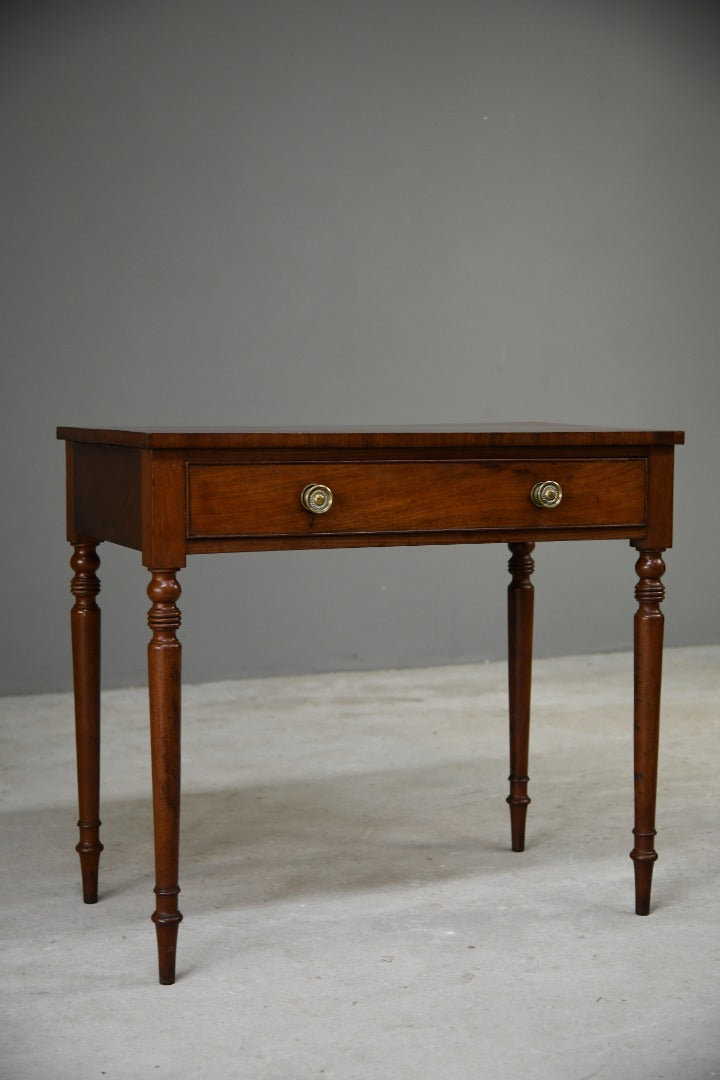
(2, 1, 718, 696)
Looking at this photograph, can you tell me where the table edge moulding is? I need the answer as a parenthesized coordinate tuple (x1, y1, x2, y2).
(57, 424, 685, 984)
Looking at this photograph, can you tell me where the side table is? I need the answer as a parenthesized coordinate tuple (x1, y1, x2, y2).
(57, 424, 684, 984)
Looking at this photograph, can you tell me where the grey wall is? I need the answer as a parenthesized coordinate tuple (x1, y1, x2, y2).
(2, 1, 718, 695)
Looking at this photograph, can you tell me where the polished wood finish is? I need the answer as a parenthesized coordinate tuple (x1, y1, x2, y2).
(630, 548, 666, 915)
(57, 423, 685, 450)
(58, 425, 684, 983)
(507, 542, 535, 852)
(70, 541, 103, 903)
(71, 444, 142, 550)
(187, 459, 646, 539)
(147, 570, 183, 984)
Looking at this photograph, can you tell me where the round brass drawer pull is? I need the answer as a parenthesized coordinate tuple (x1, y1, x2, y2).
(530, 480, 563, 509)
(301, 483, 333, 514)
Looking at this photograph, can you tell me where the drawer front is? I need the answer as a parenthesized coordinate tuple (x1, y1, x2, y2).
(187, 459, 647, 538)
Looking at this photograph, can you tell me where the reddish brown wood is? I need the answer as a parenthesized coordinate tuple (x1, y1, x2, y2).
(140, 451, 187, 569)
(56, 424, 685, 450)
(187, 526, 647, 555)
(642, 445, 677, 549)
(507, 542, 535, 852)
(147, 570, 183, 984)
(630, 549, 666, 915)
(57, 425, 683, 983)
(71, 444, 142, 551)
(70, 542, 104, 903)
(187, 459, 646, 540)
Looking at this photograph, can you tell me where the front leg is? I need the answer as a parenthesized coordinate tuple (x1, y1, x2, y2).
(147, 570, 183, 984)
(631, 548, 666, 915)
(70, 541, 103, 903)
(507, 542, 535, 852)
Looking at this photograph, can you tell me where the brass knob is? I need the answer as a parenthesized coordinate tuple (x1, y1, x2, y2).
(530, 480, 563, 509)
(301, 483, 333, 514)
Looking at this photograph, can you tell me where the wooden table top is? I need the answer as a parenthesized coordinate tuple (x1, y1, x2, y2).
(57, 424, 685, 450)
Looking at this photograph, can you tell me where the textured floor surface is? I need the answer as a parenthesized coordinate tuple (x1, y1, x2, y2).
(1, 646, 718, 1080)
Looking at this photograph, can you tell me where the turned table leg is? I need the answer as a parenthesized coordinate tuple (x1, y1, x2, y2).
(631, 548, 666, 915)
(147, 570, 183, 984)
(70, 541, 104, 903)
(507, 542, 535, 852)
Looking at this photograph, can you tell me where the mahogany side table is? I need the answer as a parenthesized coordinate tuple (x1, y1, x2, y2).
(57, 424, 684, 984)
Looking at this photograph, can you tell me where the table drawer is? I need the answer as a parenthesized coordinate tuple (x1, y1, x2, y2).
(187, 459, 646, 539)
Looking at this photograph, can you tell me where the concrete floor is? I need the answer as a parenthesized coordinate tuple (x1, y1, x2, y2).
(1, 646, 718, 1080)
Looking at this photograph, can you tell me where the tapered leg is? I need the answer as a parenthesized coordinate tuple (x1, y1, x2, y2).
(147, 570, 183, 984)
(70, 542, 104, 903)
(507, 542, 535, 852)
(631, 548, 666, 915)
